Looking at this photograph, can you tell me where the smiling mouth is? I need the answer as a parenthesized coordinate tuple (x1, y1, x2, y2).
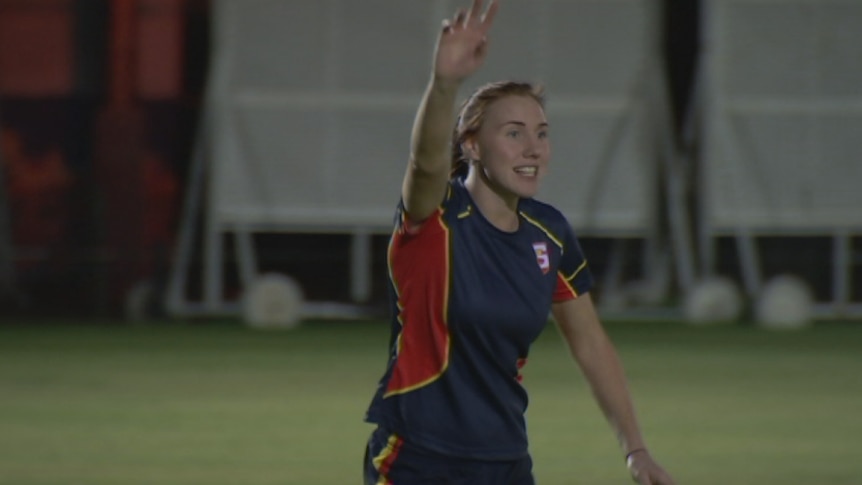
(514, 166, 538, 177)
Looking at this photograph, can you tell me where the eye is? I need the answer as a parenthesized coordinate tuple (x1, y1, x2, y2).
(537, 130, 548, 139)
(506, 129, 521, 138)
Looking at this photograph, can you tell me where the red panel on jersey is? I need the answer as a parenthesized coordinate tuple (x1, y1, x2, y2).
(553, 270, 579, 302)
(384, 209, 450, 396)
(373, 433, 404, 482)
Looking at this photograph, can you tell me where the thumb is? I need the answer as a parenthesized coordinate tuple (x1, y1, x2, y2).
(631, 469, 653, 485)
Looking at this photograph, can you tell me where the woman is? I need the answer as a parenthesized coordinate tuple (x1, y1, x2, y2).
(364, 1, 675, 483)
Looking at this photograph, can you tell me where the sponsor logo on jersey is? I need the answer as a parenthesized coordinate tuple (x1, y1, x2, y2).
(532, 242, 550, 274)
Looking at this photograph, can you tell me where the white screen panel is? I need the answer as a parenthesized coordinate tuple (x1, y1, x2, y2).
(545, 0, 651, 95)
(704, 0, 862, 231)
(337, 1, 439, 91)
(328, 111, 415, 216)
(210, 0, 661, 233)
(539, 109, 652, 232)
(230, 1, 331, 91)
(213, 106, 412, 227)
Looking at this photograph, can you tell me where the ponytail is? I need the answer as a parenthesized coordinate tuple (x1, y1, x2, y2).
(450, 126, 469, 179)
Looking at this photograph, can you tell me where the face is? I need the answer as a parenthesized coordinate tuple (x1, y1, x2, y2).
(464, 95, 550, 200)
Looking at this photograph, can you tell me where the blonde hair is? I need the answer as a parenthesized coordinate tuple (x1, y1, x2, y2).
(451, 81, 545, 178)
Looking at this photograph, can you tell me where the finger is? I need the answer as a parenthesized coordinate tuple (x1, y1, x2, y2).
(468, 0, 484, 25)
(453, 8, 467, 28)
(441, 18, 452, 34)
(480, 0, 500, 31)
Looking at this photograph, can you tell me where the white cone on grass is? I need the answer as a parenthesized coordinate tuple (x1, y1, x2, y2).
(684, 276, 744, 325)
(242, 273, 304, 329)
(755, 274, 813, 330)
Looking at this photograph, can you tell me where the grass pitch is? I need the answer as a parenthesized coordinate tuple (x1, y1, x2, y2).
(0, 318, 859, 484)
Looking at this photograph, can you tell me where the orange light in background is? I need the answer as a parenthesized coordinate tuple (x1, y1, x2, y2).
(137, 0, 185, 99)
(0, 0, 74, 96)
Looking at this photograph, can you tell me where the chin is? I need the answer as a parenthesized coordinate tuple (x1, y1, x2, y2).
(511, 177, 542, 199)
(512, 184, 540, 199)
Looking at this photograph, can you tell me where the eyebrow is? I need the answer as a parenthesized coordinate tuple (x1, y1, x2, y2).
(500, 121, 550, 128)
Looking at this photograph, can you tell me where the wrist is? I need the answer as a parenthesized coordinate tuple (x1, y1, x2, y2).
(624, 448, 647, 463)
(430, 75, 462, 94)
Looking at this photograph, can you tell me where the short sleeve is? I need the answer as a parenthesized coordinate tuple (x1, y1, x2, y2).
(552, 224, 594, 302)
(394, 181, 462, 236)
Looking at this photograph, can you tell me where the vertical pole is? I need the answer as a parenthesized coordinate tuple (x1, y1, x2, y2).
(202, 0, 234, 312)
(235, 226, 258, 290)
(165, 110, 208, 316)
(735, 230, 761, 300)
(833, 232, 850, 317)
(350, 229, 372, 303)
(96, 0, 147, 314)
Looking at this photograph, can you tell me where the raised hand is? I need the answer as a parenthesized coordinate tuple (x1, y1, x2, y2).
(433, 0, 500, 85)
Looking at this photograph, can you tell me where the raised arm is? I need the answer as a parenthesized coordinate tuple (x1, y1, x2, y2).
(551, 295, 675, 485)
(402, 0, 499, 222)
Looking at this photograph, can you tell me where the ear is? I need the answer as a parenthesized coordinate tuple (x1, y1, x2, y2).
(461, 137, 480, 161)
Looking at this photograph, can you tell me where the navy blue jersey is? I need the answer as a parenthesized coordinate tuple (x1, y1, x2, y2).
(365, 177, 594, 460)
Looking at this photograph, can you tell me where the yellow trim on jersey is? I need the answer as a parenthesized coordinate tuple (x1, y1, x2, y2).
(519, 211, 563, 249)
(372, 433, 400, 484)
(383, 366, 446, 397)
(557, 269, 580, 298)
(387, 229, 403, 312)
(387, 225, 407, 357)
(562, 259, 588, 282)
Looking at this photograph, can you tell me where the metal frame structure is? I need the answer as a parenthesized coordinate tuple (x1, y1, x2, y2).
(699, 0, 862, 317)
(166, 0, 675, 318)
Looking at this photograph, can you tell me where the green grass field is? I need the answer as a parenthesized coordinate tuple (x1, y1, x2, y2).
(1, 318, 860, 484)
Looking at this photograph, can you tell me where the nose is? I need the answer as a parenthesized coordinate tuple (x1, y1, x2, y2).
(523, 135, 542, 159)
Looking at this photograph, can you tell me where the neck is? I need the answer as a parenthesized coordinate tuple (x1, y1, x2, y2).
(464, 169, 520, 232)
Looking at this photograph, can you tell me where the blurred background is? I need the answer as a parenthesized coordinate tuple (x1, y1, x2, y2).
(0, 0, 208, 318)
(0, 0, 859, 324)
(1, 2, 861, 484)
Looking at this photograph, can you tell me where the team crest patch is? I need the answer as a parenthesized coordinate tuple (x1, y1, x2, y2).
(532, 242, 550, 274)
